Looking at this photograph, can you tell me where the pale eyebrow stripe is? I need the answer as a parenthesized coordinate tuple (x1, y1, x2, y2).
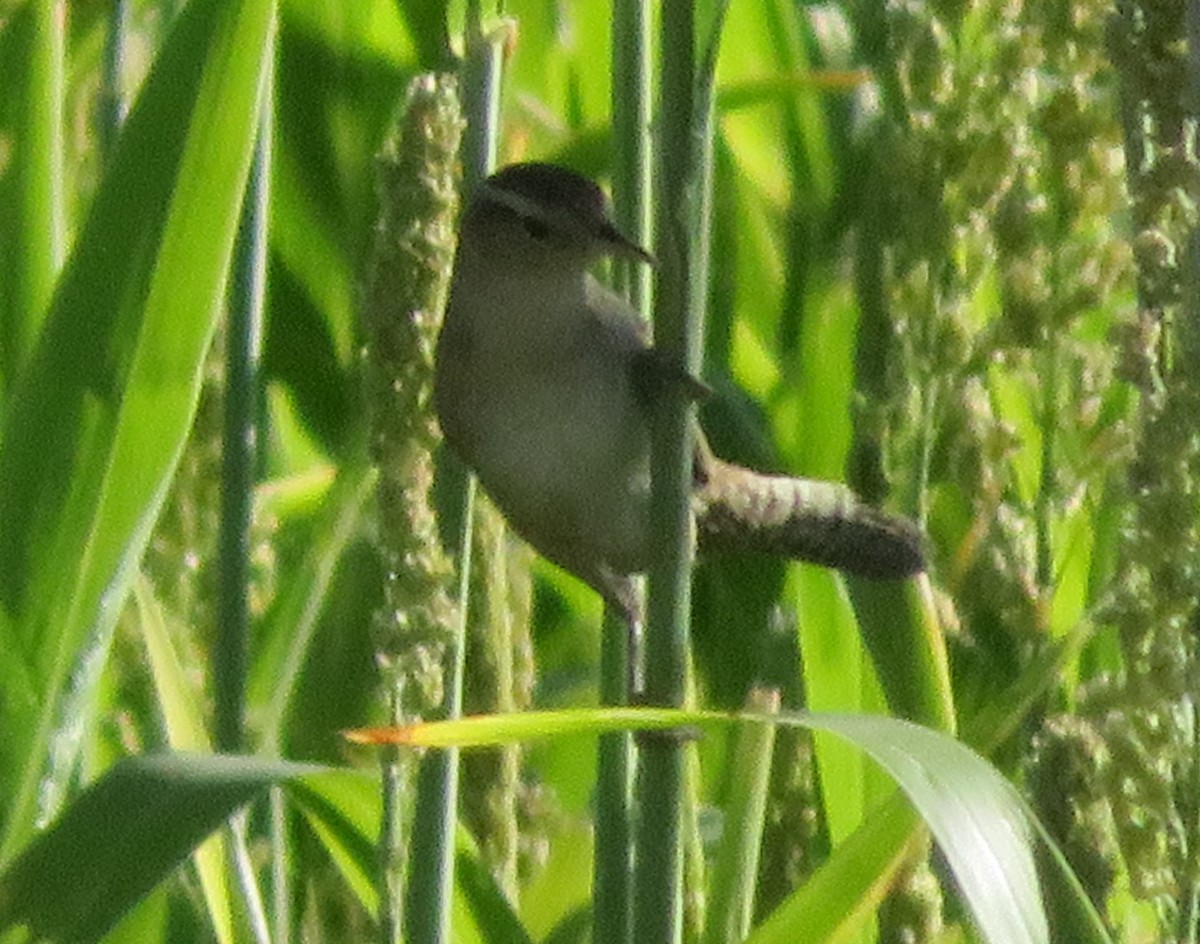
(475, 182, 550, 222)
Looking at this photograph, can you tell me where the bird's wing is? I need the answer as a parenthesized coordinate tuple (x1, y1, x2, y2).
(586, 279, 715, 486)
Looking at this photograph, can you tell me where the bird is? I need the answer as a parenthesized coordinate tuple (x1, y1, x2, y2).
(434, 162, 925, 625)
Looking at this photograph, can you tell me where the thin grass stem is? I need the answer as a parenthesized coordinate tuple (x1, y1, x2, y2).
(596, 4, 653, 942)
(215, 52, 272, 755)
(634, 5, 700, 942)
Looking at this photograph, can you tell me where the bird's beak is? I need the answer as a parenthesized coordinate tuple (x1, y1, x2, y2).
(598, 222, 656, 267)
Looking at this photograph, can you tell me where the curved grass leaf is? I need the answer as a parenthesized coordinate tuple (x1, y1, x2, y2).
(0, 753, 319, 943)
(349, 707, 1050, 944)
(287, 770, 382, 914)
(455, 844, 535, 944)
(802, 713, 1045, 944)
(846, 574, 956, 732)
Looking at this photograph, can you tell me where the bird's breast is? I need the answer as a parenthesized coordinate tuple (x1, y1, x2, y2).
(447, 336, 650, 569)
(435, 269, 655, 571)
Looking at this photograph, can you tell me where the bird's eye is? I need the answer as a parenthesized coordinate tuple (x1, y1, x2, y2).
(521, 216, 551, 241)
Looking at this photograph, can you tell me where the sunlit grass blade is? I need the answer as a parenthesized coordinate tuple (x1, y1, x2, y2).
(803, 713, 1047, 944)
(134, 576, 236, 944)
(346, 708, 699, 748)
(0, 0, 277, 864)
(288, 770, 382, 913)
(846, 574, 955, 732)
(348, 707, 1052, 944)
(703, 690, 777, 944)
(0, 0, 64, 379)
(745, 793, 925, 944)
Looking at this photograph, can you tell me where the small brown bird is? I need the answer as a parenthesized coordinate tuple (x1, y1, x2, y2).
(435, 163, 924, 622)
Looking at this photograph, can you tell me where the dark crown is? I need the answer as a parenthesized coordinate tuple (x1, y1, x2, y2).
(485, 163, 612, 223)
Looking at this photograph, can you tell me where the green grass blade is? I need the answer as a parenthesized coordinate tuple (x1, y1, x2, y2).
(347, 708, 705, 748)
(288, 770, 382, 913)
(806, 713, 1048, 944)
(745, 793, 924, 944)
(0, 0, 276, 863)
(134, 576, 236, 944)
(846, 574, 955, 733)
(356, 707, 1051, 944)
(793, 567, 879, 846)
(704, 691, 777, 944)
(0, 0, 65, 379)
(0, 753, 320, 943)
(455, 845, 535, 944)
(1030, 820, 1116, 944)
(0, 0, 219, 630)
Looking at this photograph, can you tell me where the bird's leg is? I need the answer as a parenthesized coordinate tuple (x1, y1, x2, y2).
(599, 569, 645, 701)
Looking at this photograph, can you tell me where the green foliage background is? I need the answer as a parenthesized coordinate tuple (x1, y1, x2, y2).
(0, 0, 1196, 941)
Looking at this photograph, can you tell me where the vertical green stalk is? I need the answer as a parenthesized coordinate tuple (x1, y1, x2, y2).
(645, 0, 697, 721)
(595, 605, 634, 944)
(688, 5, 724, 353)
(612, 0, 654, 311)
(1034, 331, 1058, 594)
(215, 50, 273, 756)
(596, 5, 652, 943)
(228, 811, 271, 944)
(460, 2, 502, 178)
(680, 659, 708, 941)
(459, 499, 527, 899)
(269, 784, 289, 944)
(704, 690, 778, 944)
(1183, 16, 1200, 934)
(380, 696, 406, 944)
(215, 35, 273, 944)
(404, 484, 473, 944)
(634, 5, 700, 943)
(5, 0, 65, 382)
(455, 7, 527, 889)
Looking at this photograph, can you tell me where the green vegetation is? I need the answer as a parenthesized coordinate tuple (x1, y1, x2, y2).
(0, 0, 1194, 942)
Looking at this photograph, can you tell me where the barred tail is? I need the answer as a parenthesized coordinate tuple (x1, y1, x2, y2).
(695, 461, 926, 579)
